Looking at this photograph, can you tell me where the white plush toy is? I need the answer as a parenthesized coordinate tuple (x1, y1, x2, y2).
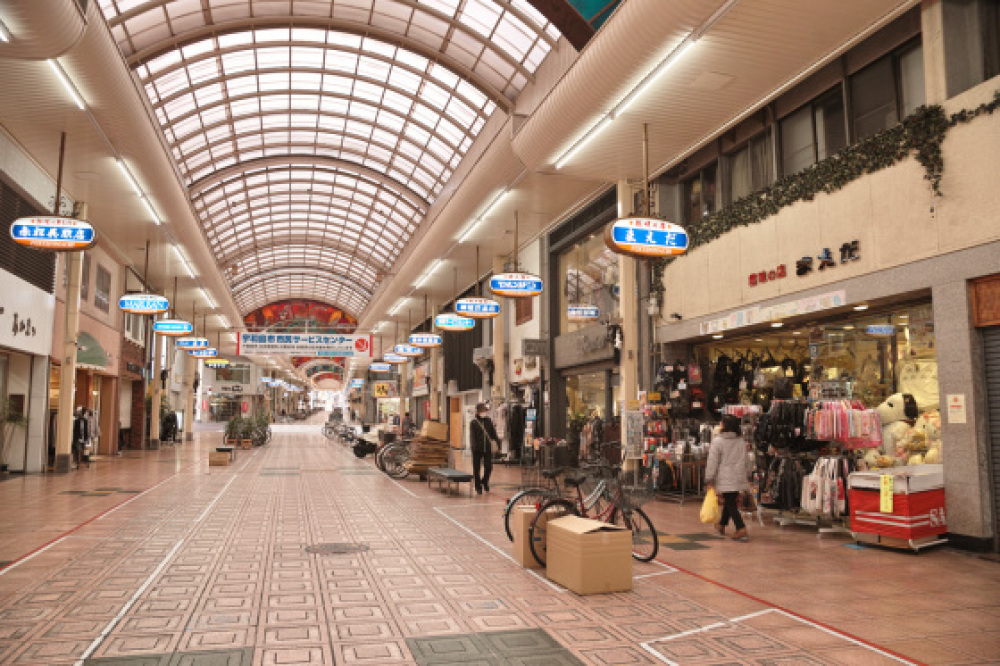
(915, 410, 943, 464)
(875, 393, 919, 461)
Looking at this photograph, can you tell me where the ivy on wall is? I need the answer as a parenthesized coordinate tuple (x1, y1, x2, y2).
(651, 91, 1000, 302)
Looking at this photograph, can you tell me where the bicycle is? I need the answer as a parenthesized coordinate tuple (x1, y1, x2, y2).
(376, 440, 411, 478)
(502, 466, 609, 542)
(528, 462, 658, 566)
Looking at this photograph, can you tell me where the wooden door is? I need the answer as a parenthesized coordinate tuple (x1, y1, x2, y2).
(449, 398, 462, 449)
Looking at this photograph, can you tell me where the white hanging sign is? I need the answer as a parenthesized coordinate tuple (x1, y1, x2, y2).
(119, 294, 169, 314)
(237, 332, 373, 357)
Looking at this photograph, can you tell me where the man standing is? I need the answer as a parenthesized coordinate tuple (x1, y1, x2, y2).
(470, 402, 500, 494)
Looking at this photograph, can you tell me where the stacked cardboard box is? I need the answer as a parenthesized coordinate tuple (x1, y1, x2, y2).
(404, 423, 450, 477)
(544, 516, 632, 595)
(511, 505, 541, 569)
(208, 451, 230, 467)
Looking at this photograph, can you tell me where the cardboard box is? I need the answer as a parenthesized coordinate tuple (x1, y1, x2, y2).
(545, 516, 632, 595)
(420, 420, 449, 441)
(512, 505, 541, 569)
(208, 451, 230, 467)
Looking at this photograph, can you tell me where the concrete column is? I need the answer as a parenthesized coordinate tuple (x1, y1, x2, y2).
(921, 0, 988, 104)
(148, 328, 162, 448)
(429, 303, 441, 421)
(183, 352, 195, 441)
(54, 248, 84, 473)
(25, 356, 49, 473)
(933, 281, 993, 541)
(492, 255, 507, 400)
(617, 181, 639, 444)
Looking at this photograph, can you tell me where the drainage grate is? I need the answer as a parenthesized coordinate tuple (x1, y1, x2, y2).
(304, 542, 370, 555)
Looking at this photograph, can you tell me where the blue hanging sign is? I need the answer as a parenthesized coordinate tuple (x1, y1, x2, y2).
(205, 358, 230, 368)
(394, 343, 423, 357)
(866, 324, 896, 337)
(10, 216, 97, 251)
(455, 297, 501, 319)
(605, 217, 689, 258)
(152, 319, 193, 336)
(409, 333, 442, 348)
(350, 378, 365, 386)
(369, 362, 393, 372)
(489, 272, 543, 298)
(118, 293, 169, 315)
(175, 336, 209, 350)
(434, 313, 475, 331)
(567, 305, 600, 322)
(189, 348, 218, 358)
(383, 353, 408, 365)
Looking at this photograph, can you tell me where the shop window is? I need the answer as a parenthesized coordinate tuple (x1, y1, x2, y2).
(95, 264, 111, 313)
(985, 0, 1000, 80)
(725, 131, 773, 205)
(780, 88, 847, 177)
(682, 162, 717, 225)
(558, 232, 619, 335)
(899, 44, 926, 117)
(851, 57, 899, 139)
(515, 295, 533, 326)
(80, 253, 91, 302)
(216, 362, 250, 385)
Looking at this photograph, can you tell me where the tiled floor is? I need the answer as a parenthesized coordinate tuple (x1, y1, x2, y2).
(0, 417, 998, 665)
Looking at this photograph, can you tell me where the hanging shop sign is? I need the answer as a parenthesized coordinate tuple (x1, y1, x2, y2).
(393, 343, 423, 357)
(189, 348, 218, 358)
(10, 216, 97, 251)
(152, 319, 193, 336)
(567, 305, 600, 322)
(236, 332, 373, 357)
(409, 333, 442, 348)
(748, 265, 787, 287)
(455, 297, 501, 319)
(369, 362, 392, 372)
(434, 313, 475, 331)
(489, 272, 543, 298)
(604, 217, 688, 258)
(865, 324, 896, 337)
(175, 336, 210, 350)
(383, 353, 408, 365)
(118, 293, 169, 314)
(205, 358, 230, 368)
(372, 381, 399, 398)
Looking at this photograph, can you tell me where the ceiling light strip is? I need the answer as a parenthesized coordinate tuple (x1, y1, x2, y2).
(201, 288, 216, 309)
(458, 189, 508, 243)
(414, 259, 443, 289)
(118, 160, 162, 225)
(47, 59, 85, 110)
(0, 19, 12, 43)
(172, 245, 196, 278)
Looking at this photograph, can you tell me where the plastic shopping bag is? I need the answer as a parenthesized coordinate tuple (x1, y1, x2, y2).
(700, 488, 721, 524)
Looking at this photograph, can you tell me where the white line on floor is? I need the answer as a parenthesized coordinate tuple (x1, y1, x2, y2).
(74, 538, 184, 666)
(771, 609, 918, 665)
(388, 477, 419, 498)
(194, 475, 238, 524)
(433, 506, 567, 594)
(633, 571, 673, 580)
(96, 475, 175, 521)
(0, 537, 67, 577)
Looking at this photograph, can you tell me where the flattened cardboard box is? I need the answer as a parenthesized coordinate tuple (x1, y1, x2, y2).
(512, 505, 541, 569)
(419, 420, 449, 441)
(545, 515, 632, 595)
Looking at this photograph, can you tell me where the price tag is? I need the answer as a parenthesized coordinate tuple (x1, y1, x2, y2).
(879, 474, 894, 513)
(677, 380, 687, 390)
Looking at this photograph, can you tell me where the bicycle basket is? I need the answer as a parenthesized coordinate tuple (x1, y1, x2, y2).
(617, 468, 655, 509)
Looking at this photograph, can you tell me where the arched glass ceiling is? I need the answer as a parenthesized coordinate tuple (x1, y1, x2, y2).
(96, 1, 563, 320)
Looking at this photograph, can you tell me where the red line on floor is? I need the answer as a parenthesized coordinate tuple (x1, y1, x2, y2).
(0, 466, 186, 574)
(653, 557, 925, 665)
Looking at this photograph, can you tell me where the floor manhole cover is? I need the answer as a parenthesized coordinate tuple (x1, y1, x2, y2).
(305, 543, 370, 555)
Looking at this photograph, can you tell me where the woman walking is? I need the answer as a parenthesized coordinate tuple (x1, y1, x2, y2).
(706, 415, 750, 541)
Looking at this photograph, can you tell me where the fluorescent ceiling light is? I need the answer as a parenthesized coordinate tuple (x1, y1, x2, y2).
(388, 299, 407, 316)
(202, 288, 216, 309)
(47, 59, 85, 110)
(140, 196, 161, 225)
(0, 20, 11, 43)
(482, 190, 507, 218)
(117, 159, 141, 195)
(173, 245, 196, 278)
(616, 40, 695, 116)
(555, 115, 612, 170)
(216, 316, 229, 327)
(853, 304, 869, 311)
(712, 334, 723, 340)
(414, 259, 442, 289)
(771, 322, 784, 328)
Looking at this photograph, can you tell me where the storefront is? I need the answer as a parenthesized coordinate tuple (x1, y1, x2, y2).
(411, 361, 429, 429)
(203, 361, 257, 421)
(119, 338, 145, 450)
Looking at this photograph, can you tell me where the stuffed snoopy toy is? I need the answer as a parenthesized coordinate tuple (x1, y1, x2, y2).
(875, 393, 918, 463)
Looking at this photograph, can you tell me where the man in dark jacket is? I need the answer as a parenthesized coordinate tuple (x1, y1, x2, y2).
(470, 402, 499, 494)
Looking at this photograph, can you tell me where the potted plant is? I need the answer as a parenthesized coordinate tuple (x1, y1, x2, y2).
(0, 405, 27, 473)
(566, 410, 588, 447)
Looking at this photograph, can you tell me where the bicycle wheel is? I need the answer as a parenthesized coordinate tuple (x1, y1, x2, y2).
(503, 488, 551, 542)
(384, 447, 411, 479)
(611, 506, 659, 562)
(528, 498, 579, 567)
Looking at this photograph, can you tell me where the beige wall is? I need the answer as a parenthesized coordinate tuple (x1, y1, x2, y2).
(658, 78, 1000, 323)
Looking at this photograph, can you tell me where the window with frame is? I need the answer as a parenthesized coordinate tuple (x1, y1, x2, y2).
(850, 42, 925, 140)
(682, 163, 718, 225)
(95, 265, 111, 313)
(80, 253, 91, 301)
(515, 296, 533, 326)
(780, 87, 847, 177)
(725, 131, 774, 205)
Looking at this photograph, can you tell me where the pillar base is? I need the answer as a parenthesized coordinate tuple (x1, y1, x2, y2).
(148, 438, 160, 450)
(185, 432, 193, 442)
(53, 453, 73, 473)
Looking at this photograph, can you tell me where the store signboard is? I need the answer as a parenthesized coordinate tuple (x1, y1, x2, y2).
(153, 319, 193, 336)
(369, 362, 392, 372)
(0, 270, 56, 357)
(10, 216, 97, 251)
(383, 353, 408, 365)
(412, 362, 429, 397)
(237, 332, 373, 357)
(393, 343, 423, 357)
(176, 336, 209, 350)
(605, 217, 688, 258)
(409, 333, 442, 348)
(455, 297, 501, 318)
(119, 293, 169, 314)
(489, 272, 543, 298)
(205, 358, 230, 368)
(522, 338, 548, 357)
(372, 381, 398, 398)
(435, 313, 475, 331)
(699, 290, 847, 335)
(865, 324, 896, 336)
(190, 348, 218, 358)
(567, 305, 600, 322)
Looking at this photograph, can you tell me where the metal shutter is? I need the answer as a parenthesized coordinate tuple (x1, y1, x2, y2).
(984, 325, 1000, 549)
(0, 182, 57, 294)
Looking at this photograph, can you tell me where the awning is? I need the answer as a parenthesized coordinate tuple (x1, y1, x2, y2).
(76, 331, 108, 369)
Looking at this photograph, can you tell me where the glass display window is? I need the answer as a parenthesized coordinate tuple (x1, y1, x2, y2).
(557, 233, 619, 335)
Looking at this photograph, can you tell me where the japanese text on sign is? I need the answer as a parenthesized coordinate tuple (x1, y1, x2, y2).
(237, 332, 373, 358)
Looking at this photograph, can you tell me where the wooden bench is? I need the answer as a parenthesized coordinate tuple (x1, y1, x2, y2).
(217, 446, 236, 462)
(427, 468, 474, 497)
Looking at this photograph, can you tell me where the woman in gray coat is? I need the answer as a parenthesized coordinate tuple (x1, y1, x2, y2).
(705, 415, 750, 540)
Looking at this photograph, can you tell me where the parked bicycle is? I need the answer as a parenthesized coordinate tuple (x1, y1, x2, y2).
(528, 461, 658, 565)
(502, 466, 609, 542)
(376, 439, 411, 478)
